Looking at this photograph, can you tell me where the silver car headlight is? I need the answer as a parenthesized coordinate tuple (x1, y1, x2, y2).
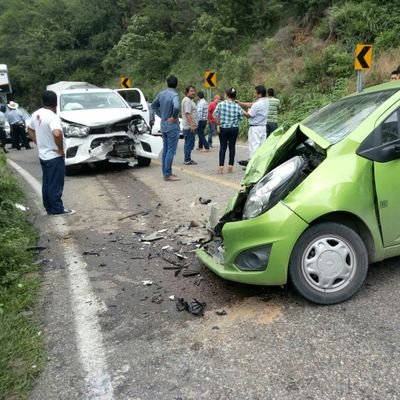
(62, 121, 90, 138)
(243, 156, 305, 219)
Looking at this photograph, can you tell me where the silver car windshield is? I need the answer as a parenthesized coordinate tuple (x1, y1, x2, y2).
(60, 92, 128, 111)
(302, 89, 397, 144)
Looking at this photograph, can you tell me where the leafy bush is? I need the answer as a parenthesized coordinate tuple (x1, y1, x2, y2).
(0, 154, 36, 286)
(374, 27, 400, 52)
(296, 44, 353, 90)
(0, 152, 43, 399)
(0, 157, 23, 204)
(326, 1, 400, 51)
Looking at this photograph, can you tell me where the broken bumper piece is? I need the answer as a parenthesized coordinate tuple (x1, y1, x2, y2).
(65, 132, 162, 166)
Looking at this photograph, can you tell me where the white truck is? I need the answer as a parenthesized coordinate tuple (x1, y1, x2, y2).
(0, 64, 11, 106)
(47, 82, 162, 173)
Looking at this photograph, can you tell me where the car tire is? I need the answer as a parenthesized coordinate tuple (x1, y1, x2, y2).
(288, 222, 368, 305)
(65, 164, 82, 176)
(137, 156, 151, 167)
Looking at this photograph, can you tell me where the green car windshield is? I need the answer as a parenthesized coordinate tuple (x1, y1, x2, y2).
(302, 89, 397, 144)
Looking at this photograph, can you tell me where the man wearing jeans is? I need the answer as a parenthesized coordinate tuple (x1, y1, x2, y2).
(152, 75, 181, 181)
(196, 91, 209, 151)
(28, 91, 75, 215)
(181, 85, 198, 165)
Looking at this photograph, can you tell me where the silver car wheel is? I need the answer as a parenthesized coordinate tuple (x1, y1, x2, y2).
(301, 235, 356, 293)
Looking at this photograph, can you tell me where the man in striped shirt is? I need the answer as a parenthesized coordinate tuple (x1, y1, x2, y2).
(196, 91, 210, 151)
(266, 88, 281, 136)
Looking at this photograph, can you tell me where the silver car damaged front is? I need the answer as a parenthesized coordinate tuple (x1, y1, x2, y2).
(59, 90, 162, 166)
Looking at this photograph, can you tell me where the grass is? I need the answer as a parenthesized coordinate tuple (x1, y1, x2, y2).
(0, 152, 45, 400)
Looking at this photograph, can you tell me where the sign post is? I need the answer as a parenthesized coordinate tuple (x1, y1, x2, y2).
(354, 44, 372, 93)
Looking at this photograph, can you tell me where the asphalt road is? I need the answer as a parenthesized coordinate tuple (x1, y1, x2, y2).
(6, 140, 400, 400)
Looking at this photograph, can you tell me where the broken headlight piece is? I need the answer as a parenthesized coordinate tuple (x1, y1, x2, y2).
(129, 118, 150, 135)
(62, 121, 90, 138)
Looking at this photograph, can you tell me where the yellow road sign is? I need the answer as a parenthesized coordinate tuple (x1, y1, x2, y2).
(204, 71, 217, 88)
(120, 76, 132, 88)
(355, 44, 372, 70)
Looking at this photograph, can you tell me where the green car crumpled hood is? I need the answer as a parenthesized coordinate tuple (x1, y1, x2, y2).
(241, 123, 331, 187)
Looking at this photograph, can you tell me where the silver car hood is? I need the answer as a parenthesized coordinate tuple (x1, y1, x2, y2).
(60, 108, 140, 126)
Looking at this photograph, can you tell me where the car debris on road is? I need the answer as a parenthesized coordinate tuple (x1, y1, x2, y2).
(176, 298, 206, 316)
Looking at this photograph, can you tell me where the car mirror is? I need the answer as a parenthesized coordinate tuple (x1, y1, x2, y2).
(357, 138, 400, 163)
(129, 102, 143, 110)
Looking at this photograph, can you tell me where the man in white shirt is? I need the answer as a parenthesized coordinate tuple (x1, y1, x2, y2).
(237, 85, 269, 165)
(181, 85, 198, 165)
(28, 91, 75, 215)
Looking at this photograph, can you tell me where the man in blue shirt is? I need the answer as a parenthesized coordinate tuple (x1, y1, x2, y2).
(6, 101, 32, 150)
(152, 76, 181, 181)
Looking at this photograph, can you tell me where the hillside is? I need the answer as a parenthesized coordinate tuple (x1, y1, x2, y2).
(0, 0, 399, 128)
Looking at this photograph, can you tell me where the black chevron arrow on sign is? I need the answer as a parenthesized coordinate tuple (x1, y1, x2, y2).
(122, 78, 130, 88)
(206, 72, 215, 87)
(357, 46, 371, 69)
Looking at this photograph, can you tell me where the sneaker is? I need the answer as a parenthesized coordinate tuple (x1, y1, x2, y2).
(184, 160, 198, 165)
(238, 160, 248, 166)
(62, 209, 76, 215)
(49, 209, 76, 216)
(164, 175, 180, 181)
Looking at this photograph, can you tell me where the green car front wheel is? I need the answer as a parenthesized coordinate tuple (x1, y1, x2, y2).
(289, 222, 369, 305)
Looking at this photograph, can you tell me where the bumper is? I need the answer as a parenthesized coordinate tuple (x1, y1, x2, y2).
(196, 202, 308, 285)
(65, 132, 162, 166)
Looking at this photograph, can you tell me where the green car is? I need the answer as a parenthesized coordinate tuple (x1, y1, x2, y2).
(197, 80, 400, 305)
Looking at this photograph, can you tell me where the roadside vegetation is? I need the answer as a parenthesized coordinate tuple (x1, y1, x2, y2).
(0, 153, 44, 400)
(1, 0, 399, 135)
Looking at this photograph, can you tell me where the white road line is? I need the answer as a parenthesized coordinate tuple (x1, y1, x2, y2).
(7, 159, 114, 399)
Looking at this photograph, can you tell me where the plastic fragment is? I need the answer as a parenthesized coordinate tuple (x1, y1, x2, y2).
(141, 232, 164, 242)
(198, 197, 211, 205)
(175, 298, 206, 316)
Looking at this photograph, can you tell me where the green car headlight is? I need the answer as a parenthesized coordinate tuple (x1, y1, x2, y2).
(243, 156, 304, 219)
(62, 121, 90, 138)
